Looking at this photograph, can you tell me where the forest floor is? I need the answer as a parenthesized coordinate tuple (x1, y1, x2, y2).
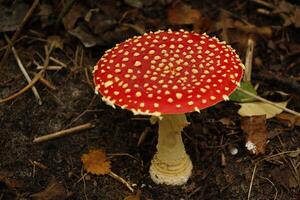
(0, 0, 300, 199)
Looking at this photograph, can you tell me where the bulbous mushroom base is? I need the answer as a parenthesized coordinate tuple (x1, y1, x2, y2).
(149, 114, 193, 185)
(150, 153, 193, 185)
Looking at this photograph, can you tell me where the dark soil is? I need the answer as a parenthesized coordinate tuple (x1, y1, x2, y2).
(1, 0, 300, 199)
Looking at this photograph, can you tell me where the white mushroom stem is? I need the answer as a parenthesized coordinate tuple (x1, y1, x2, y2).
(150, 114, 193, 185)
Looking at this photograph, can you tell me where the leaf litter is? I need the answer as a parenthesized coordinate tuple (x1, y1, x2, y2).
(1, 0, 300, 199)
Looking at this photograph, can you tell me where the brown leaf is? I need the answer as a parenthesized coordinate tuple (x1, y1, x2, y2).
(167, 2, 201, 30)
(275, 112, 300, 128)
(30, 179, 69, 200)
(273, 1, 300, 28)
(68, 25, 98, 48)
(241, 115, 268, 155)
(62, 3, 88, 30)
(81, 149, 111, 175)
(124, 190, 141, 200)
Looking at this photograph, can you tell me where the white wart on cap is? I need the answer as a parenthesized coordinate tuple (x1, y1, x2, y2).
(94, 29, 244, 116)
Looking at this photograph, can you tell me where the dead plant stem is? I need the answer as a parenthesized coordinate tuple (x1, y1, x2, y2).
(9, 38, 42, 105)
(244, 37, 255, 82)
(247, 164, 257, 200)
(0, 70, 44, 104)
(108, 171, 134, 192)
(33, 123, 94, 143)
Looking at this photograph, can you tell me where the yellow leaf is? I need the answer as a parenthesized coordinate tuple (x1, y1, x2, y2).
(81, 149, 111, 175)
(238, 101, 288, 119)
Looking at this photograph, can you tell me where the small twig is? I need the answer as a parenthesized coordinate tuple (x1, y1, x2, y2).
(244, 37, 255, 82)
(237, 87, 300, 117)
(0, 0, 40, 69)
(80, 169, 89, 200)
(10, 39, 42, 105)
(36, 65, 64, 70)
(33, 123, 94, 143)
(250, 0, 276, 10)
(0, 70, 44, 104)
(1, 32, 52, 105)
(247, 164, 257, 200)
(137, 127, 152, 147)
(38, 76, 56, 90)
(107, 153, 139, 162)
(256, 8, 272, 16)
(108, 171, 134, 192)
(84, 66, 94, 91)
(49, 57, 67, 68)
(131, 117, 150, 121)
(258, 149, 300, 163)
(258, 175, 278, 200)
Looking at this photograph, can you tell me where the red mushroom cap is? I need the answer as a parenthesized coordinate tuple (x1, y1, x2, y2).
(93, 29, 244, 116)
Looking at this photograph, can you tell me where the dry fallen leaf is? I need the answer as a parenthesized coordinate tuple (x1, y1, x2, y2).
(275, 112, 300, 128)
(62, 3, 88, 30)
(81, 149, 111, 175)
(241, 115, 268, 155)
(167, 2, 201, 31)
(69, 25, 98, 48)
(30, 179, 69, 200)
(273, 1, 300, 28)
(124, 190, 141, 200)
(238, 100, 289, 119)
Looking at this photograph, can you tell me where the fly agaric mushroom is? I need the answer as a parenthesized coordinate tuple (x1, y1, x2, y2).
(93, 29, 244, 185)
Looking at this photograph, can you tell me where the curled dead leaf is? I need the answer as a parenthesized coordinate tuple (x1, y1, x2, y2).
(81, 149, 111, 175)
(62, 3, 88, 30)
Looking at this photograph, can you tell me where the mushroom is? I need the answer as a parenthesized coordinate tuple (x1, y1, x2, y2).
(93, 29, 244, 185)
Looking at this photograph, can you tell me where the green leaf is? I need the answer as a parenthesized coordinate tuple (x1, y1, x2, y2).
(229, 82, 257, 102)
